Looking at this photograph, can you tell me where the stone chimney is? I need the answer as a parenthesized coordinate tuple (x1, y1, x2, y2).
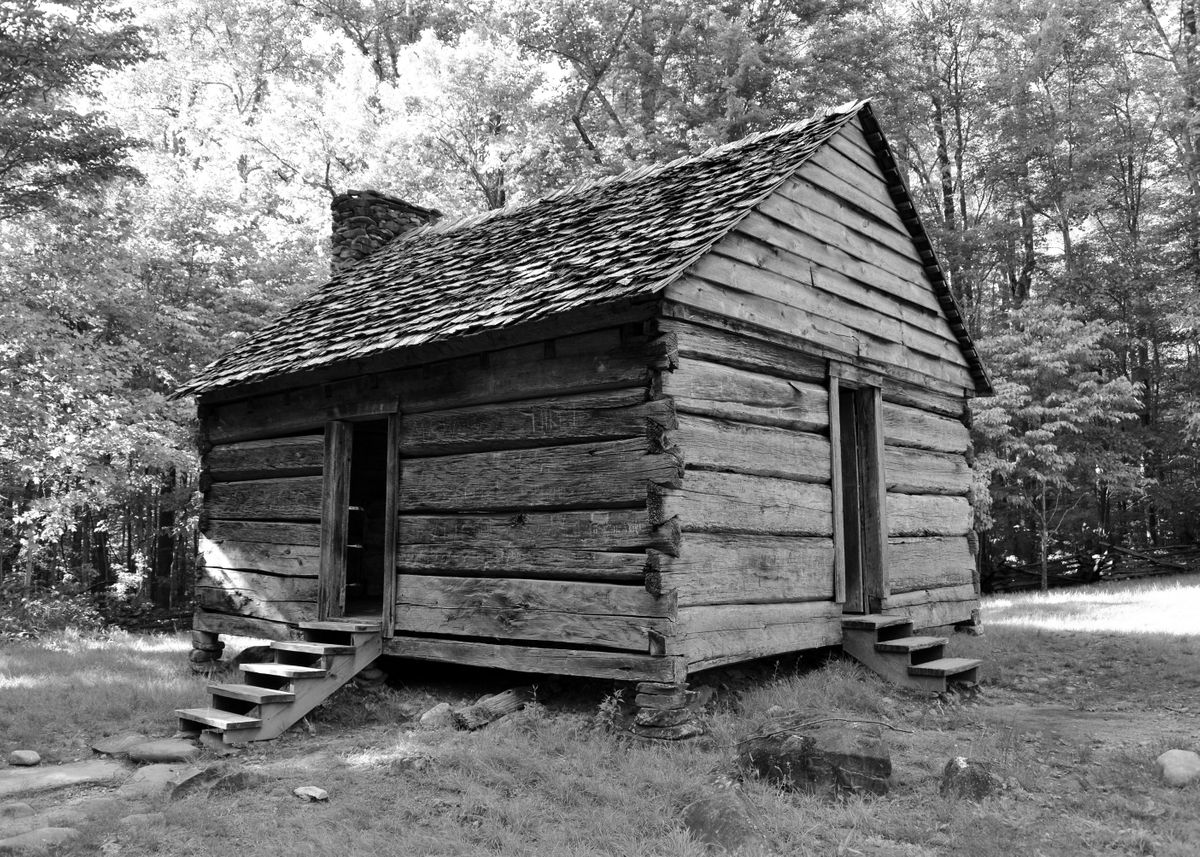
(330, 190, 442, 275)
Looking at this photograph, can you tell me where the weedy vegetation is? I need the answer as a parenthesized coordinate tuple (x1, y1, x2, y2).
(2, 576, 1198, 856)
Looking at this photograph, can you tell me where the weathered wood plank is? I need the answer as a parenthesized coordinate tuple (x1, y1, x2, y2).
(659, 300, 969, 400)
(319, 421, 352, 619)
(672, 414, 830, 483)
(206, 435, 324, 482)
(884, 582, 978, 610)
(398, 548, 649, 582)
(829, 376, 846, 604)
(394, 575, 673, 652)
(657, 317, 826, 384)
(655, 471, 832, 536)
(887, 494, 972, 537)
(668, 272, 975, 391)
(198, 536, 320, 577)
(205, 332, 670, 444)
(382, 413, 399, 638)
(678, 601, 843, 671)
(882, 402, 970, 454)
(191, 608, 302, 642)
(885, 447, 972, 496)
(888, 537, 975, 594)
(660, 358, 828, 432)
(398, 509, 679, 556)
(196, 569, 318, 623)
(400, 438, 681, 512)
(399, 390, 674, 456)
(205, 520, 322, 546)
(893, 599, 977, 631)
(796, 146, 911, 238)
(647, 534, 834, 606)
(207, 476, 323, 522)
(384, 636, 683, 682)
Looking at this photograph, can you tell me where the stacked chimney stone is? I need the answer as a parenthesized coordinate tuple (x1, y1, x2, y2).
(330, 190, 441, 274)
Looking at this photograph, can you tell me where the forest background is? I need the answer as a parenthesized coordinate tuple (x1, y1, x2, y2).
(2, 0, 1199, 622)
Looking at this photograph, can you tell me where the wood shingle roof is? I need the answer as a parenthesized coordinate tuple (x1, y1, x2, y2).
(179, 101, 990, 398)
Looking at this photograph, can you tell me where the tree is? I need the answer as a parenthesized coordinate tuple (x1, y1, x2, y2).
(0, 0, 150, 218)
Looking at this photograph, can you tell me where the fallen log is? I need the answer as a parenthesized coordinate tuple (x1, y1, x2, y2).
(453, 687, 535, 731)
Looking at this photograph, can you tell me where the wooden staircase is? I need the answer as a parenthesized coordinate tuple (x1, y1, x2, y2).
(177, 620, 383, 744)
(841, 615, 980, 692)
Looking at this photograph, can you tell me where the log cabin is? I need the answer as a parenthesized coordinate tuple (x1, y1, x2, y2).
(175, 100, 991, 741)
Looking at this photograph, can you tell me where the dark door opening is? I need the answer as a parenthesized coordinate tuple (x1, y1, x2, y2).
(345, 419, 389, 617)
(838, 389, 866, 613)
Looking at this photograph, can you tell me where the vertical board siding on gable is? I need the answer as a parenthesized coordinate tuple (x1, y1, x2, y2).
(198, 434, 324, 629)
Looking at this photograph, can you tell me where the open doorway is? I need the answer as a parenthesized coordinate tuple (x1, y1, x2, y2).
(345, 420, 389, 617)
(835, 384, 886, 614)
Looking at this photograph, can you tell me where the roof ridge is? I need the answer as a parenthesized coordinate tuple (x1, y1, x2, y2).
(398, 99, 871, 243)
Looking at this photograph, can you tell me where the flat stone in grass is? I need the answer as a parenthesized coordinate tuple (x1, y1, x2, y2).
(0, 826, 80, 854)
(293, 786, 328, 802)
(117, 764, 202, 801)
(127, 739, 200, 764)
(681, 780, 764, 855)
(940, 757, 1002, 801)
(91, 734, 149, 757)
(0, 807, 32, 822)
(0, 809, 87, 840)
(1155, 749, 1200, 787)
(419, 703, 454, 730)
(0, 760, 127, 799)
(5, 754, 38, 769)
(737, 725, 892, 796)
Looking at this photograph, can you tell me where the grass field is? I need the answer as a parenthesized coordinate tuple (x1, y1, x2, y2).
(3, 576, 1199, 856)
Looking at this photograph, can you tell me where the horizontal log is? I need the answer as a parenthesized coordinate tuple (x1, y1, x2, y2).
(394, 575, 674, 651)
(400, 438, 681, 512)
(673, 414, 830, 483)
(887, 494, 972, 537)
(882, 402, 969, 454)
(206, 435, 324, 482)
(196, 567, 318, 599)
(199, 536, 320, 577)
(678, 601, 842, 671)
(884, 447, 972, 496)
(884, 583, 978, 630)
(888, 537, 975, 594)
(398, 509, 678, 556)
(196, 584, 318, 624)
(384, 635, 683, 682)
(884, 583, 978, 610)
(657, 318, 826, 383)
(205, 520, 322, 546)
(660, 358, 828, 432)
(205, 328, 670, 443)
(207, 476, 323, 522)
(648, 534, 834, 606)
(399, 390, 674, 456)
(655, 471, 832, 536)
(398, 548, 649, 582)
(191, 608, 302, 642)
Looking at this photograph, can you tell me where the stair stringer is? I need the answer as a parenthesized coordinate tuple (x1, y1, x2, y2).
(841, 626, 948, 692)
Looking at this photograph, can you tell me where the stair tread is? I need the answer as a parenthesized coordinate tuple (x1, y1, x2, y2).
(272, 640, 357, 656)
(241, 663, 328, 679)
(297, 620, 381, 633)
(876, 635, 947, 653)
(207, 683, 295, 704)
(907, 657, 982, 677)
(842, 614, 911, 631)
(176, 708, 262, 730)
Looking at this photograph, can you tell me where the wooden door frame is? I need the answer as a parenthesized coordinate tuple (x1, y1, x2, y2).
(317, 412, 400, 635)
(828, 363, 889, 613)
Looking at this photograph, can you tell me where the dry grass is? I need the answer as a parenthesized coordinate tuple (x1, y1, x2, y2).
(4, 577, 1200, 856)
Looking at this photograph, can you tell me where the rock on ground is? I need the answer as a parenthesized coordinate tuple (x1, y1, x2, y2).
(419, 702, 454, 730)
(0, 808, 87, 840)
(117, 812, 165, 831)
(91, 734, 149, 757)
(294, 786, 328, 802)
(940, 757, 1002, 801)
(681, 780, 765, 855)
(1155, 749, 1200, 787)
(127, 739, 200, 765)
(0, 760, 128, 799)
(0, 826, 80, 854)
(737, 725, 892, 796)
(5, 754, 38, 769)
(117, 764, 202, 801)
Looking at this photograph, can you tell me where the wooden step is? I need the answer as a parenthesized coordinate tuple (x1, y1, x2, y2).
(842, 614, 911, 632)
(241, 663, 328, 679)
(907, 657, 981, 678)
(207, 683, 295, 704)
(272, 640, 357, 657)
(176, 708, 262, 731)
(875, 636, 947, 654)
(297, 620, 381, 633)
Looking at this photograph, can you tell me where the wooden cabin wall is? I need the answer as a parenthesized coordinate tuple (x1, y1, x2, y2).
(652, 319, 844, 673)
(196, 316, 687, 681)
(390, 325, 684, 682)
(882, 398, 977, 628)
(195, 433, 324, 641)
